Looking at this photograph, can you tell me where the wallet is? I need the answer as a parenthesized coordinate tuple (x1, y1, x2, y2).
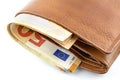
(7, 0, 120, 74)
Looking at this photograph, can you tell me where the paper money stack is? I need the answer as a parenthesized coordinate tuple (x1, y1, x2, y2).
(8, 14, 81, 72)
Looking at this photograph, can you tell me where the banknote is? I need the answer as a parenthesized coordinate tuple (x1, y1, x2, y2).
(13, 14, 78, 49)
(9, 23, 81, 72)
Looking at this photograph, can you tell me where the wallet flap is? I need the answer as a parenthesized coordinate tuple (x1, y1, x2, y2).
(17, 0, 120, 53)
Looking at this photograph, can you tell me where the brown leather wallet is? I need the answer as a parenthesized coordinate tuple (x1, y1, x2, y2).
(10, 0, 120, 73)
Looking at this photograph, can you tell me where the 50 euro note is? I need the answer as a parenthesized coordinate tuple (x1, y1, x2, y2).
(8, 23, 81, 72)
(13, 14, 78, 49)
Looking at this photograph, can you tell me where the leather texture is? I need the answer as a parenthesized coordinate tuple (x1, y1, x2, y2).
(16, 0, 120, 73)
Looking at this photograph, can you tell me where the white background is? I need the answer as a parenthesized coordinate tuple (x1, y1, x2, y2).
(0, 0, 120, 80)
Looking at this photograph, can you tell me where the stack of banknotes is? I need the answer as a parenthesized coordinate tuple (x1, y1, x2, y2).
(8, 14, 81, 72)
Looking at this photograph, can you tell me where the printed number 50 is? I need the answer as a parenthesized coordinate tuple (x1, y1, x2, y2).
(18, 26, 45, 47)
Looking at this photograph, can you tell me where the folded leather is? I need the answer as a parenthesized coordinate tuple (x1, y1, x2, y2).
(15, 0, 120, 73)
